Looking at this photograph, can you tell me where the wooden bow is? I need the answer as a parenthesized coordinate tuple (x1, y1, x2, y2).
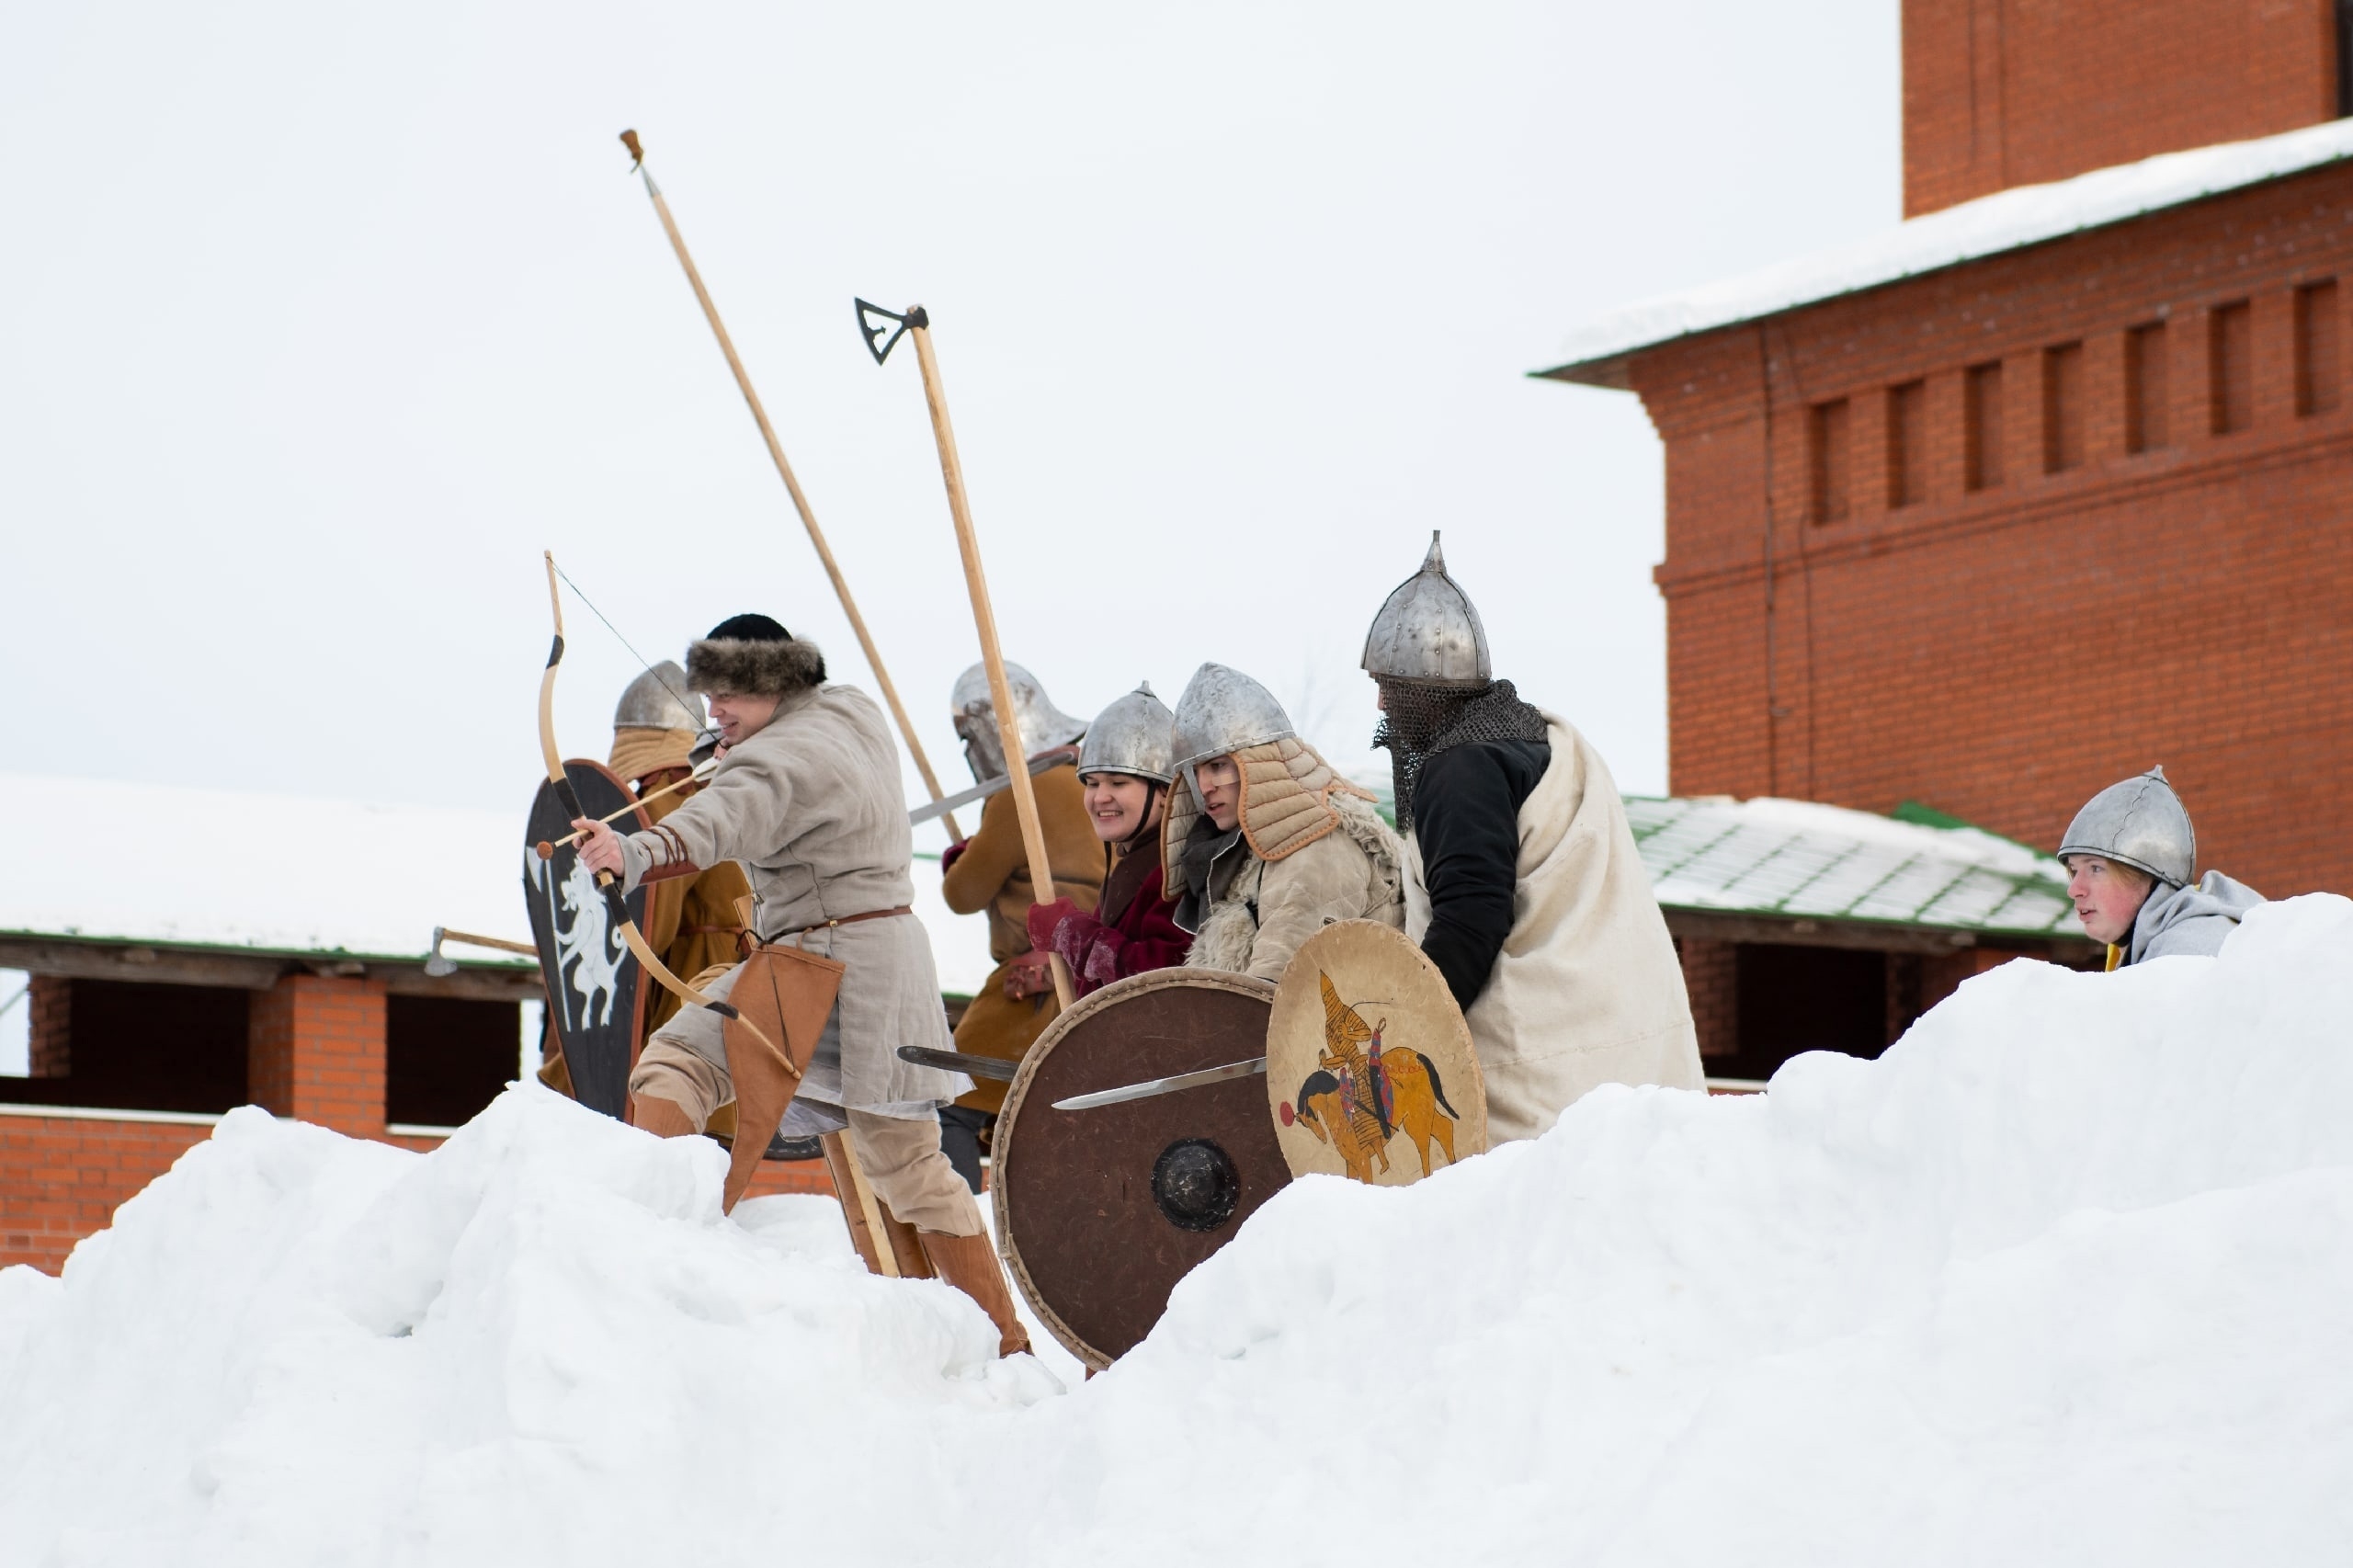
(537, 551, 786, 1064)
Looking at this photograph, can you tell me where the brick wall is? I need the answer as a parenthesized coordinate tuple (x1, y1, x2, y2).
(1903, 0, 2338, 216)
(4, 964, 839, 1274)
(1630, 159, 2353, 900)
(1678, 939, 1739, 1060)
(247, 974, 386, 1138)
(0, 1111, 216, 1273)
(28, 975, 70, 1077)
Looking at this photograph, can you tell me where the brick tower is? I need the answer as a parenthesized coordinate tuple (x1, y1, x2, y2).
(1542, 0, 2353, 903)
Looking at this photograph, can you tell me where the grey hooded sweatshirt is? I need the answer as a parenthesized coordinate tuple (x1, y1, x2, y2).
(2123, 870, 2266, 964)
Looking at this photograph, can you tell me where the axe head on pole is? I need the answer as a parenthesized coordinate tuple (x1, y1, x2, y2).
(855, 299, 927, 365)
(424, 926, 458, 978)
(620, 129, 644, 168)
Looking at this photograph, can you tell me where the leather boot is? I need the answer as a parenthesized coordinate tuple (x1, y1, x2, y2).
(918, 1230, 1031, 1358)
(628, 1095, 699, 1138)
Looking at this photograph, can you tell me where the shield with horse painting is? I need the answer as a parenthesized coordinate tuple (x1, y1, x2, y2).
(1266, 920, 1487, 1186)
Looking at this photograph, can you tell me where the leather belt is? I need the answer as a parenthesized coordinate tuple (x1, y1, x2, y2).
(770, 905, 914, 939)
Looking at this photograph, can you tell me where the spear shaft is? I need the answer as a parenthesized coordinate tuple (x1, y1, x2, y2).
(619, 130, 963, 840)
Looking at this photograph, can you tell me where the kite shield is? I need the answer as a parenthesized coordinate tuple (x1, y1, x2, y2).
(1267, 920, 1486, 1186)
(993, 968, 1285, 1370)
(523, 759, 651, 1119)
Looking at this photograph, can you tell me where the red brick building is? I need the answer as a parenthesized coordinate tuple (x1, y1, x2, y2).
(0, 778, 836, 1276)
(1542, 0, 2353, 1068)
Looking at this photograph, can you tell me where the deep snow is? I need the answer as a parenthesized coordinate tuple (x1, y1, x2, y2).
(6, 896, 2353, 1565)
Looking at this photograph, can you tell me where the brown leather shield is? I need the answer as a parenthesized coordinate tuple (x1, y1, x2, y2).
(719, 942, 845, 1211)
(1267, 920, 1486, 1186)
(993, 968, 1285, 1370)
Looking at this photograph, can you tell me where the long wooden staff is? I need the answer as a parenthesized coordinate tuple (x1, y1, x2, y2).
(858, 301, 1075, 1010)
(618, 130, 964, 841)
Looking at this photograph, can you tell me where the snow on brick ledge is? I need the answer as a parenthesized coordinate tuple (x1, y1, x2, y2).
(1540, 118, 2353, 387)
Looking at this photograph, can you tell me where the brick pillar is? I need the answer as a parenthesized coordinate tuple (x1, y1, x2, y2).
(246, 974, 387, 1138)
(1677, 938, 1739, 1062)
(28, 976, 71, 1078)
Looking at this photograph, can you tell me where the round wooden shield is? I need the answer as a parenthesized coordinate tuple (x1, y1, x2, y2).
(1266, 920, 1486, 1186)
(993, 968, 1285, 1371)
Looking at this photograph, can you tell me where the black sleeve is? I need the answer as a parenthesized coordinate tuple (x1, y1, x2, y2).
(1413, 739, 1548, 1011)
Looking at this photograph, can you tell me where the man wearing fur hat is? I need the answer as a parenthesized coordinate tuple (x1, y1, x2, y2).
(1164, 663, 1404, 980)
(607, 662, 752, 1037)
(2058, 767, 2264, 967)
(1364, 535, 1702, 1145)
(573, 614, 1029, 1357)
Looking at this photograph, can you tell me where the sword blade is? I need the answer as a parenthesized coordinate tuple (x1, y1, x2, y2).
(908, 745, 1079, 825)
(895, 1045, 1020, 1081)
(1051, 1056, 1267, 1111)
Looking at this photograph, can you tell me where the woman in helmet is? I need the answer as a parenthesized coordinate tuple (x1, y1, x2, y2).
(1026, 684, 1191, 996)
(2058, 767, 2264, 966)
(1161, 663, 1404, 981)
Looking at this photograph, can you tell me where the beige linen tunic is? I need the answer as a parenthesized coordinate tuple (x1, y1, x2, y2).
(1403, 713, 1702, 1143)
(619, 684, 964, 1116)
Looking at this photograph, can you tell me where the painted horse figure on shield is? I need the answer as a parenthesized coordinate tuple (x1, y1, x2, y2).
(1267, 920, 1488, 1187)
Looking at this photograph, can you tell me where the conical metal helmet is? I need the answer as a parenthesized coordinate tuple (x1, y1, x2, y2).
(2057, 767, 2196, 887)
(950, 660, 1087, 783)
(1077, 682, 1175, 784)
(1361, 531, 1491, 687)
(613, 661, 705, 732)
(1170, 663, 1294, 776)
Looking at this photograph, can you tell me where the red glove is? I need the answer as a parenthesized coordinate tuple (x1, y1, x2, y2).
(940, 839, 969, 875)
(1004, 949, 1057, 999)
(1026, 897, 1081, 951)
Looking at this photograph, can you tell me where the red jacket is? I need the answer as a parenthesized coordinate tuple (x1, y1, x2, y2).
(1027, 846, 1189, 997)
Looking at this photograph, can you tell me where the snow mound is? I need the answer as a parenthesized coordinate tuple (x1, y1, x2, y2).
(7, 897, 2353, 1565)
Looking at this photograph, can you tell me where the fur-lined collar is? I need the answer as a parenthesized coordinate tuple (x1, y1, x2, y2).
(686, 636, 825, 698)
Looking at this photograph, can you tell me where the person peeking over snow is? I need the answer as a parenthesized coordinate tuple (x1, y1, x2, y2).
(2058, 767, 2264, 969)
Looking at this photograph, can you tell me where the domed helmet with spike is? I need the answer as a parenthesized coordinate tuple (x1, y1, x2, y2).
(1361, 531, 1491, 688)
(1170, 663, 1295, 778)
(2057, 767, 2196, 887)
(1077, 682, 1176, 784)
(950, 661, 1086, 784)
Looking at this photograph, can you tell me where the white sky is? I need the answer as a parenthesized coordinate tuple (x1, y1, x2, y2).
(2, 0, 1899, 830)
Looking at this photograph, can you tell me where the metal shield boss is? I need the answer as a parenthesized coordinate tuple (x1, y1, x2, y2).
(523, 759, 652, 1119)
(1267, 920, 1487, 1186)
(994, 969, 1287, 1370)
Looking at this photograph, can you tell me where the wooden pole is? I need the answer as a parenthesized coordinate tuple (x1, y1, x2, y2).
(904, 315, 1076, 1010)
(621, 131, 963, 840)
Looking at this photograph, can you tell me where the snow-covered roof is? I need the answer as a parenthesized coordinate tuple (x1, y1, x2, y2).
(1628, 794, 2078, 937)
(0, 773, 995, 996)
(1539, 118, 2353, 388)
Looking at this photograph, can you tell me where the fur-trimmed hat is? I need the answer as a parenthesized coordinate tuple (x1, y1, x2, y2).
(686, 613, 826, 698)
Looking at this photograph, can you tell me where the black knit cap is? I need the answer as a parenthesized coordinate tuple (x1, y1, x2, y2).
(706, 612, 793, 642)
